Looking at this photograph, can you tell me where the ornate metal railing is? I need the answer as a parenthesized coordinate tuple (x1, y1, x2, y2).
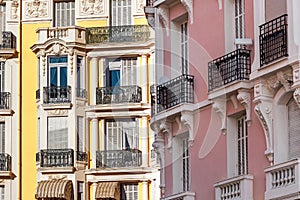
(43, 86, 71, 104)
(0, 31, 16, 49)
(96, 85, 142, 104)
(0, 92, 11, 109)
(259, 14, 288, 66)
(76, 88, 87, 98)
(0, 153, 11, 171)
(208, 49, 251, 91)
(36, 89, 40, 99)
(150, 84, 156, 116)
(37, 149, 74, 167)
(96, 149, 142, 168)
(156, 74, 194, 113)
(86, 25, 151, 44)
(76, 151, 88, 162)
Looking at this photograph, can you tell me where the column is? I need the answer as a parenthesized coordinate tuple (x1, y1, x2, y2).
(91, 57, 98, 105)
(91, 118, 99, 168)
(92, 182, 98, 200)
(141, 116, 148, 167)
(142, 181, 149, 200)
(141, 55, 148, 103)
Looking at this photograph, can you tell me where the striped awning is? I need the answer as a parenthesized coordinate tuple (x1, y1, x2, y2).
(35, 179, 73, 200)
(95, 182, 120, 200)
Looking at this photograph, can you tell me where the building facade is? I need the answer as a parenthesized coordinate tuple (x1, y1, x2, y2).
(146, 0, 300, 199)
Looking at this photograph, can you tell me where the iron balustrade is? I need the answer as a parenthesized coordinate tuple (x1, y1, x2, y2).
(156, 74, 194, 113)
(0, 31, 16, 49)
(0, 153, 11, 171)
(208, 49, 251, 91)
(76, 151, 88, 162)
(86, 25, 151, 44)
(37, 149, 74, 167)
(96, 85, 142, 104)
(43, 86, 71, 104)
(96, 149, 142, 168)
(259, 14, 288, 66)
(36, 89, 40, 99)
(150, 84, 156, 116)
(0, 92, 11, 109)
(76, 88, 87, 98)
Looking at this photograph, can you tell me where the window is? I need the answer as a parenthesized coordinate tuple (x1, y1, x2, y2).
(37, 118, 40, 151)
(0, 186, 4, 200)
(288, 98, 300, 159)
(0, 62, 5, 92)
(0, 4, 6, 32)
(77, 56, 83, 96)
(111, 0, 132, 26)
(0, 122, 4, 153)
(48, 117, 68, 149)
(182, 138, 190, 191)
(77, 182, 84, 200)
(237, 115, 248, 175)
(235, 0, 245, 40)
(181, 22, 188, 74)
(77, 116, 84, 152)
(48, 56, 68, 87)
(54, 1, 75, 27)
(105, 119, 138, 150)
(121, 183, 138, 200)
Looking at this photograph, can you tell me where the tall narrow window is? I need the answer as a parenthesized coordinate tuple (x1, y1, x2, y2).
(235, 0, 245, 46)
(48, 56, 68, 87)
(122, 58, 137, 86)
(0, 62, 5, 92)
(54, 1, 75, 27)
(182, 138, 190, 191)
(181, 22, 188, 74)
(77, 182, 84, 200)
(0, 4, 6, 32)
(237, 115, 248, 175)
(0, 186, 4, 200)
(0, 122, 4, 153)
(48, 117, 68, 149)
(37, 118, 40, 151)
(288, 98, 300, 159)
(121, 183, 138, 200)
(77, 116, 84, 152)
(111, 0, 132, 26)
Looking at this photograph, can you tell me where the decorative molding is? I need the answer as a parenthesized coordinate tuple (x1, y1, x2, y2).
(80, 0, 104, 15)
(144, 7, 155, 29)
(230, 94, 238, 109)
(277, 71, 292, 92)
(212, 98, 226, 131)
(254, 102, 273, 163)
(136, 0, 144, 13)
(47, 109, 68, 116)
(160, 120, 172, 149)
(293, 88, 300, 108)
(68, 48, 74, 75)
(237, 90, 251, 122)
(157, 6, 169, 36)
(266, 76, 281, 91)
(11, 0, 19, 20)
(24, 0, 48, 18)
(0, 116, 5, 122)
(181, 0, 193, 24)
(181, 111, 194, 145)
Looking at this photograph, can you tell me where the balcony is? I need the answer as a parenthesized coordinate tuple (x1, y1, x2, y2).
(96, 85, 142, 104)
(208, 49, 251, 92)
(214, 175, 253, 200)
(43, 86, 71, 105)
(37, 149, 74, 168)
(150, 149, 160, 167)
(76, 88, 87, 99)
(76, 151, 88, 162)
(0, 92, 13, 115)
(0, 153, 14, 179)
(146, 0, 154, 6)
(265, 159, 300, 200)
(156, 74, 194, 113)
(164, 192, 195, 200)
(86, 25, 151, 44)
(96, 149, 142, 168)
(0, 31, 17, 58)
(259, 14, 288, 67)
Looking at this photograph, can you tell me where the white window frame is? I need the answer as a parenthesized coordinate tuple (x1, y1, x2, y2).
(237, 115, 248, 175)
(47, 116, 68, 149)
(121, 183, 138, 200)
(48, 56, 68, 87)
(77, 116, 84, 152)
(54, 1, 75, 27)
(235, 0, 245, 40)
(181, 22, 188, 75)
(111, 0, 133, 26)
(182, 138, 190, 191)
(0, 185, 4, 200)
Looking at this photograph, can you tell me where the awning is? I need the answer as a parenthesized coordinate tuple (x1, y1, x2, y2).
(35, 179, 73, 200)
(95, 182, 120, 200)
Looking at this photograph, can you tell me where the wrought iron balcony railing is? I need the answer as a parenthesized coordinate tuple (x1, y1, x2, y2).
(150, 84, 156, 116)
(96, 149, 142, 168)
(37, 149, 74, 167)
(43, 86, 71, 104)
(208, 49, 251, 91)
(86, 25, 151, 44)
(0, 153, 11, 171)
(259, 14, 288, 66)
(76, 88, 87, 98)
(0, 92, 11, 109)
(0, 32, 16, 49)
(96, 85, 142, 104)
(76, 151, 88, 162)
(156, 74, 194, 113)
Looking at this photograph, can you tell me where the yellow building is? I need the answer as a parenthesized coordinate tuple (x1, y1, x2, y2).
(0, 0, 159, 199)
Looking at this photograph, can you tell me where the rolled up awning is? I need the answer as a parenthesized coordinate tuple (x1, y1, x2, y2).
(95, 182, 120, 200)
(35, 179, 73, 200)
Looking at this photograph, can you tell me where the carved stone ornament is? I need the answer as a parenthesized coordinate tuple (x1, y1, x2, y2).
(11, 0, 19, 20)
(266, 71, 292, 92)
(25, 0, 48, 18)
(293, 88, 300, 108)
(144, 7, 155, 29)
(159, 120, 172, 149)
(136, 0, 144, 13)
(181, 0, 193, 23)
(157, 6, 169, 35)
(254, 102, 273, 163)
(181, 111, 194, 145)
(212, 98, 226, 131)
(80, 0, 104, 15)
(47, 109, 68, 116)
(68, 48, 74, 75)
(237, 91, 251, 122)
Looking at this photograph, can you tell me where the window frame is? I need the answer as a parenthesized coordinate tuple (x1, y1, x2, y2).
(53, 0, 75, 27)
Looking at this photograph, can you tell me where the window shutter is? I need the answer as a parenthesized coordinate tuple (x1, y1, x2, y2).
(0, 123, 4, 153)
(288, 99, 300, 159)
(77, 117, 84, 151)
(122, 58, 137, 86)
(48, 117, 68, 149)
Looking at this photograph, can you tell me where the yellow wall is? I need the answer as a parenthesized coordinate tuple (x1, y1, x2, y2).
(77, 20, 107, 27)
(21, 22, 50, 199)
(134, 18, 148, 25)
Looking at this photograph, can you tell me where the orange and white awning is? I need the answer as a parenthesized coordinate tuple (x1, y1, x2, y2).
(35, 179, 73, 200)
(95, 182, 120, 200)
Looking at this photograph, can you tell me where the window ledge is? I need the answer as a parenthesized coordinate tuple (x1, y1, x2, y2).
(164, 191, 195, 200)
(42, 102, 72, 110)
(0, 109, 14, 116)
(38, 166, 75, 174)
(0, 171, 16, 179)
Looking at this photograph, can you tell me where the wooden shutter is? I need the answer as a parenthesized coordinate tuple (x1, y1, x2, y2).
(48, 117, 68, 149)
(122, 58, 137, 86)
(106, 121, 122, 150)
(288, 99, 300, 159)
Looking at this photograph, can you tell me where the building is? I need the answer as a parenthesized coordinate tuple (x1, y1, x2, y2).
(0, 0, 159, 199)
(146, 0, 300, 199)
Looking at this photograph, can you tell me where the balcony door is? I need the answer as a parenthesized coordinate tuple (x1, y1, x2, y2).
(111, 0, 132, 26)
(48, 117, 68, 149)
(49, 56, 68, 87)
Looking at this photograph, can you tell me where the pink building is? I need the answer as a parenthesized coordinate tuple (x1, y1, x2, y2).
(145, 0, 300, 199)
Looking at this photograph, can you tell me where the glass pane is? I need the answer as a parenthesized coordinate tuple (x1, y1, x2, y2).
(50, 67, 57, 86)
(60, 67, 68, 87)
(110, 70, 120, 87)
